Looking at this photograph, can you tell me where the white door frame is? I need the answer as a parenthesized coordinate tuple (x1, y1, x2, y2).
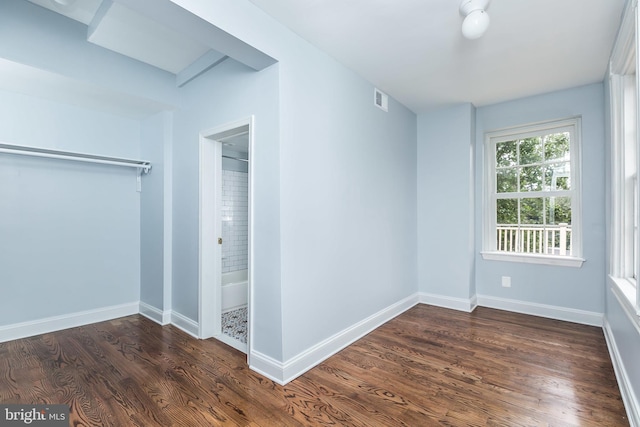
(198, 117, 254, 359)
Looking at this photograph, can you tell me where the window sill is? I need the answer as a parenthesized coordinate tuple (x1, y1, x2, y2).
(481, 251, 585, 267)
(609, 276, 640, 333)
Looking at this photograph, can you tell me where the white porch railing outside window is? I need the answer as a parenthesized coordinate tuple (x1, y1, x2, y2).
(497, 224, 572, 256)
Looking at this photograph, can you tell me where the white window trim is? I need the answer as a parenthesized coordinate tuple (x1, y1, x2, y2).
(482, 117, 584, 268)
(481, 251, 584, 267)
(610, 276, 640, 322)
(609, 0, 640, 318)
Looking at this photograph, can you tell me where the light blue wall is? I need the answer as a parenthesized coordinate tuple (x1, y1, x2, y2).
(474, 83, 606, 313)
(0, 89, 142, 325)
(0, 2, 175, 327)
(417, 103, 476, 300)
(278, 42, 417, 360)
(173, 0, 418, 361)
(171, 58, 283, 358)
(140, 112, 172, 311)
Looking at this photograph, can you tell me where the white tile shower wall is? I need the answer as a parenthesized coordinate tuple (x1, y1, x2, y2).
(222, 169, 248, 273)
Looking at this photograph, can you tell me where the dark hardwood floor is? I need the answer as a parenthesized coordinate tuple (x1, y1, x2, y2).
(0, 305, 628, 426)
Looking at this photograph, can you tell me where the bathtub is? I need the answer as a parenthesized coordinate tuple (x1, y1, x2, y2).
(221, 269, 248, 312)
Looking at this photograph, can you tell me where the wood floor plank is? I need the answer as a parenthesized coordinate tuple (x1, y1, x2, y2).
(0, 305, 629, 426)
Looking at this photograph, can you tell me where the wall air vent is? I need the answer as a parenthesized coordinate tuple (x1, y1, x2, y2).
(374, 88, 388, 112)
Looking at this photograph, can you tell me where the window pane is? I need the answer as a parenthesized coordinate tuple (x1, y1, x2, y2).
(545, 162, 571, 190)
(521, 198, 544, 224)
(496, 140, 518, 167)
(545, 196, 572, 255)
(547, 196, 571, 225)
(544, 132, 571, 162)
(519, 137, 543, 165)
(520, 165, 543, 192)
(497, 198, 518, 224)
(497, 168, 517, 193)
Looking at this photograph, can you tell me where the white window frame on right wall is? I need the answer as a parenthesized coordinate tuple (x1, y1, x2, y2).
(609, 0, 640, 318)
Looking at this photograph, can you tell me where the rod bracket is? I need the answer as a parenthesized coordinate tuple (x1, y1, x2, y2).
(137, 169, 143, 192)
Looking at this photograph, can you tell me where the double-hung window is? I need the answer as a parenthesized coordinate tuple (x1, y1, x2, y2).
(609, 0, 640, 318)
(482, 118, 583, 267)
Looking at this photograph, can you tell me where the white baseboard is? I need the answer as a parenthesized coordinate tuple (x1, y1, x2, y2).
(0, 302, 139, 343)
(250, 350, 287, 385)
(138, 303, 199, 339)
(477, 294, 603, 326)
(604, 320, 640, 427)
(170, 310, 199, 338)
(139, 301, 171, 325)
(215, 332, 247, 354)
(0, 301, 202, 345)
(419, 292, 477, 312)
(249, 293, 419, 385)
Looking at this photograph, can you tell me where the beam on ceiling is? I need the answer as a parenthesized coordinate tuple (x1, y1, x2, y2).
(112, 0, 277, 71)
(176, 50, 228, 87)
(87, 0, 113, 42)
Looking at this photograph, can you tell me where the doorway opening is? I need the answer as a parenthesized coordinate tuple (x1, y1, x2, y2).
(199, 117, 253, 356)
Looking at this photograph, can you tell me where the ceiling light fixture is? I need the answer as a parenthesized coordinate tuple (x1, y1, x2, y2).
(459, 0, 491, 40)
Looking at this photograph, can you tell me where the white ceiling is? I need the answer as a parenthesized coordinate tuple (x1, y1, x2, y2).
(24, 0, 628, 113)
(86, 2, 212, 74)
(248, 0, 627, 112)
(27, 0, 102, 25)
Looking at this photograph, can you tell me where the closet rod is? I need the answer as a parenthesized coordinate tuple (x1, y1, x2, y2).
(0, 143, 151, 173)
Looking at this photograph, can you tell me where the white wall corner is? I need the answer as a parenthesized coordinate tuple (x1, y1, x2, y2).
(476, 295, 604, 326)
(0, 301, 140, 343)
(139, 301, 171, 325)
(419, 292, 477, 312)
(163, 111, 173, 314)
(250, 293, 419, 385)
(470, 294, 478, 311)
(604, 320, 640, 427)
(170, 311, 200, 338)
